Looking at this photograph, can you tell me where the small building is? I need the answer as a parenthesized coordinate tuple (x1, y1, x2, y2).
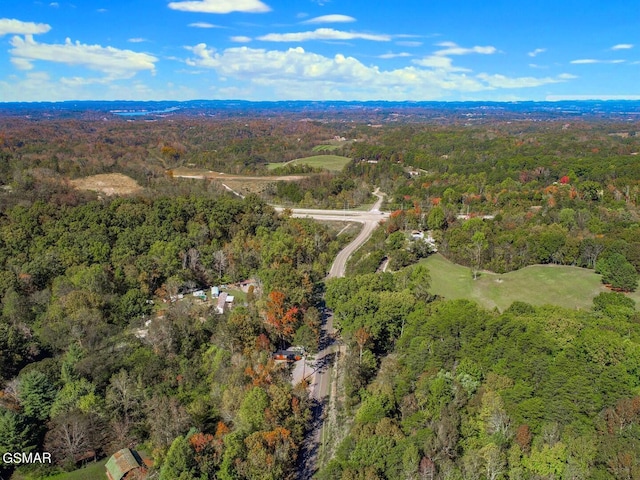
(211, 286, 220, 297)
(105, 449, 148, 480)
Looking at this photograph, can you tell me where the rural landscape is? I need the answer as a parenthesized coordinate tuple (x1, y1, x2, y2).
(0, 99, 639, 480)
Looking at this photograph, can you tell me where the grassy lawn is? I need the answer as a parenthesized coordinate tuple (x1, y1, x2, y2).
(312, 144, 342, 152)
(421, 253, 619, 311)
(267, 155, 351, 172)
(12, 459, 108, 480)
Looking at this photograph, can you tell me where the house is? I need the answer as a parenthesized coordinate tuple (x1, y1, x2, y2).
(105, 449, 148, 480)
(216, 292, 228, 314)
(211, 286, 220, 297)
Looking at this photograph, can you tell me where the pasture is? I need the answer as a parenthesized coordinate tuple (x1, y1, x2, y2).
(421, 253, 620, 311)
(312, 144, 343, 152)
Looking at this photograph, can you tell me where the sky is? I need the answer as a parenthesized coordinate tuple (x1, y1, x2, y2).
(0, 0, 638, 102)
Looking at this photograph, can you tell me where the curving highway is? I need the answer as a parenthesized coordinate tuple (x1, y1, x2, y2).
(293, 189, 386, 479)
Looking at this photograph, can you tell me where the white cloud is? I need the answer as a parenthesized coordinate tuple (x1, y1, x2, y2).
(413, 55, 470, 71)
(547, 94, 640, 101)
(0, 18, 51, 36)
(189, 22, 223, 28)
(396, 41, 422, 47)
(184, 44, 573, 100)
(434, 41, 497, 56)
(378, 52, 411, 59)
(302, 14, 356, 24)
(257, 28, 390, 42)
(477, 73, 571, 88)
(231, 36, 252, 43)
(528, 48, 546, 57)
(168, 0, 270, 14)
(612, 44, 633, 50)
(0, 71, 198, 102)
(410, 41, 497, 73)
(128, 38, 147, 43)
(570, 58, 625, 64)
(9, 35, 157, 79)
(49, 2, 59, 7)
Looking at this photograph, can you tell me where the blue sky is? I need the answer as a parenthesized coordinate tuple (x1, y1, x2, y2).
(0, 0, 638, 102)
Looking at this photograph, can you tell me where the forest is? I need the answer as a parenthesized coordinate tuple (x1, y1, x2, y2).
(321, 274, 640, 479)
(1, 108, 640, 479)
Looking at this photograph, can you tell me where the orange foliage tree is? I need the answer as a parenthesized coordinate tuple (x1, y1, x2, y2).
(265, 290, 300, 348)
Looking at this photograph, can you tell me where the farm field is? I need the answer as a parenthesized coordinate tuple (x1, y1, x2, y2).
(267, 155, 351, 172)
(421, 253, 621, 311)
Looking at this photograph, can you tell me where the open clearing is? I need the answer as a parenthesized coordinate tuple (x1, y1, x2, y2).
(170, 168, 306, 196)
(31, 459, 108, 480)
(421, 253, 623, 311)
(70, 173, 143, 196)
(312, 144, 343, 152)
(267, 155, 351, 172)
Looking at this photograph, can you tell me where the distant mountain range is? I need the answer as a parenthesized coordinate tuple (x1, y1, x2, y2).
(1, 100, 639, 122)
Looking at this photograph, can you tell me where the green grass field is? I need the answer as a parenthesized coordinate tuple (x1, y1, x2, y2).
(267, 155, 351, 172)
(11, 460, 108, 480)
(421, 253, 626, 311)
(312, 144, 342, 152)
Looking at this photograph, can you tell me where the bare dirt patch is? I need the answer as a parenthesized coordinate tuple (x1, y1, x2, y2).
(71, 173, 143, 196)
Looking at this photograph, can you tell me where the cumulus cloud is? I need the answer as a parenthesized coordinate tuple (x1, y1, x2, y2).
(302, 14, 356, 24)
(184, 43, 574, 100)
(9, 35, 158, 79)
(168, 0, 270, 14)
(231, 36, 252, 43)
(257, 28, 390, 42)
(528, 48, 546, 57)
(0, 18, 51, 36)
(612, 44, 633, 50)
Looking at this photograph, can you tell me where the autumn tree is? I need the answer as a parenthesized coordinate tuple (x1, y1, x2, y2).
(264, 290, 299, 348)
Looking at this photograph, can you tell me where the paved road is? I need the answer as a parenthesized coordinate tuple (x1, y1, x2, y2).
(295, 190, 386, 479)
(176, 171, 385, 478)
(277, 190, 388, 279)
